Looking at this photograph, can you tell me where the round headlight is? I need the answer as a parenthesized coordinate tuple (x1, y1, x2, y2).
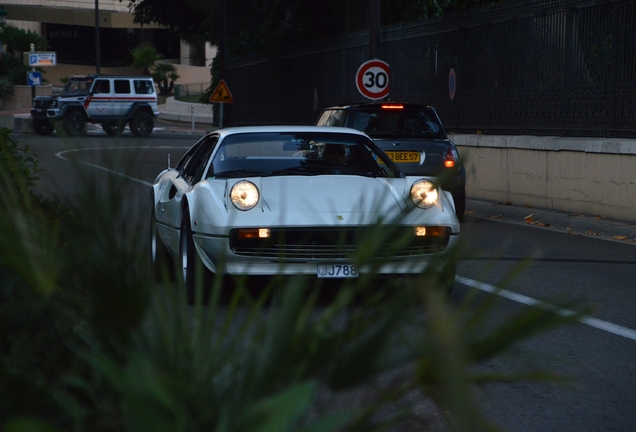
(230, 181, 260, 210)
(410, 180, 439, 208)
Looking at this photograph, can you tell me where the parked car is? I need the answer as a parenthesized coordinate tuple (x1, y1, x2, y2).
(30, 74, 159, 137)
(315, 102, 466, 221)
(150, 126, 460, 299)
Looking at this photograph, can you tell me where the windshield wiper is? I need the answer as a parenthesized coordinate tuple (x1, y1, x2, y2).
(213, 169, 273, 179)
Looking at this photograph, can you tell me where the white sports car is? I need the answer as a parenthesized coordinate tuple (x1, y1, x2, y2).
(150, 126, 460, 293)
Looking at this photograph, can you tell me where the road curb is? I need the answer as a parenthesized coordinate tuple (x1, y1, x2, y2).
(466, 198, 636, 244)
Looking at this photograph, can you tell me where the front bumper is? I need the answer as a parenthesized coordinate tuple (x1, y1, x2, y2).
(192, 230, 460, 276)
(30, 108, 49, 120)
(46, 108, 62, 120)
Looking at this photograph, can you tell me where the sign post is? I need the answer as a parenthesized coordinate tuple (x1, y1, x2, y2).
(209, 79, 233, 128)
(24, 51, 57, 67)
(27, 71, 43, 87)
(24, 49, 56, 104)
(355, 59, 390, 100)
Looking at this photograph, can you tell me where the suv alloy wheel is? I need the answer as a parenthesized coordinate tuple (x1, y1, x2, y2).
(63, 110, 87, 136)
(131, 111, 154, 137)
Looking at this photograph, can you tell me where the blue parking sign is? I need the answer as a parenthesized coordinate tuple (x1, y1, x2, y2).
(27, 71, 43, 86)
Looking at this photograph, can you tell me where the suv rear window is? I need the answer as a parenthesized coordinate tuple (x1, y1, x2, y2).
(319, 107, 445, 139)
(134, 80, 155, 95)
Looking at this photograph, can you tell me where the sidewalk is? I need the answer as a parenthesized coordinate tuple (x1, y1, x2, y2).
(465, 198, 636, 244)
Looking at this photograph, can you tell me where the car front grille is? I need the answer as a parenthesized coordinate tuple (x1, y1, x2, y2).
(229, 227, 450, 260)
(33, 99, 54, 109)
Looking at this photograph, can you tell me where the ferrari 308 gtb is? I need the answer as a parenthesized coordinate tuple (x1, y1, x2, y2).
(149, 126, 460, 293)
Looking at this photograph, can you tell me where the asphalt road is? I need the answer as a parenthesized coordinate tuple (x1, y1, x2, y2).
(14, 130, 636, 431)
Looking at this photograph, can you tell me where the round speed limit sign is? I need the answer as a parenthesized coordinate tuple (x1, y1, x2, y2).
(356, 59, 390, 100)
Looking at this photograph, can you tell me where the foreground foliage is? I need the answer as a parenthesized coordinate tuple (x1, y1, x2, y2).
(0, 130, 582, 431)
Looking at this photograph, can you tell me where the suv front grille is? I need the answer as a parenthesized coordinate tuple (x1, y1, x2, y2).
(33, 99, 54, 109)
(229, 227, 450, 260)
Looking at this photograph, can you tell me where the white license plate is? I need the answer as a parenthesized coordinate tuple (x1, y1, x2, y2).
(317, 264, 359, 278)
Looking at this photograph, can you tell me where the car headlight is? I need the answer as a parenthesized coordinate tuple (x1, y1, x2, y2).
(410, 180, 439, 208)
(230, 180, 260, 210)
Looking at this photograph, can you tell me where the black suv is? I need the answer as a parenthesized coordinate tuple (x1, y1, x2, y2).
(316, 102, 466, 221)
(30, 74, 159, 137)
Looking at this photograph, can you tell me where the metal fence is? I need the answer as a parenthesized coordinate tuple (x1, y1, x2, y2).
(174, 83, 209, 102)
(225, 0, 636, 138)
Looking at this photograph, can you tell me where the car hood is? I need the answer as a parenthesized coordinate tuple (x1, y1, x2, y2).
(189, 174, 458, 235)
(259, 175, 405, 217)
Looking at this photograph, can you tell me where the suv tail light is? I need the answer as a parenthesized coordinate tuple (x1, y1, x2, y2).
(444, 148, 456, 168)
(381, 104, 404, 109)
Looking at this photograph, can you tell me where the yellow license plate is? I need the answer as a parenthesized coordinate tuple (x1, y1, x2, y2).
(385, 151, 420, 163)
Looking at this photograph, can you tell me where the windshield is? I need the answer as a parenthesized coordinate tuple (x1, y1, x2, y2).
(207, 132, 402, 179)
(61, 78, 93, 96)
(322, 108, 446, 139)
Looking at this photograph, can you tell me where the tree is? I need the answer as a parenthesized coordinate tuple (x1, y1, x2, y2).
(0, 25, 47, 55)
(151, 62, 180, 96)
(124, 0, 508, 59)
(0, 25, 48, 85)
(129, 44, 163, 75)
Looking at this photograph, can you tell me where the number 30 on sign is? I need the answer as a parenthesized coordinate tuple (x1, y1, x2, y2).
(356, 59, 390, 100)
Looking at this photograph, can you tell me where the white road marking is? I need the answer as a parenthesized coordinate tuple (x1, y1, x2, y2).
(456, 275, 636, 342)
(55, 146, 186, 187)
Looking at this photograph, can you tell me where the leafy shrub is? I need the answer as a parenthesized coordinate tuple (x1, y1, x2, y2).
(0, 25, 48, 55)
(0, 127, 42, 191)
(0, 77, 14, 101)
(152, 62, 180, 96)
(130, 44, 163, 75)
(0, 26, 48, 85)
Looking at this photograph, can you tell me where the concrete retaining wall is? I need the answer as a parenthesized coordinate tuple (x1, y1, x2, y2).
(2, 85, 53, 110)
(39, 64, 143, 87)
(160, 62, 211, 85)
(452, 134, 636, 223)
(158, 96, 214, 125)
(42, 63, 209, 87)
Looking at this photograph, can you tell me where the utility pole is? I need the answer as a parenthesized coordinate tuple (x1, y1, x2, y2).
(369, 0, 381, 59)
(219, 0, 227, 80)
(218, 0, 227, 127)
(95, 0, 100, 74)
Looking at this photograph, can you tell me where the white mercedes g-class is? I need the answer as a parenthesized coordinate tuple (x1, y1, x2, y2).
(31, 75, 160, 137)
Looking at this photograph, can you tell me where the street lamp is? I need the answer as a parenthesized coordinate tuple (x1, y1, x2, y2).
(0, 6, 8, 29)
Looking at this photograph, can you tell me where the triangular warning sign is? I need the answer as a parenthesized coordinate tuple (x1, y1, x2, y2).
(209, 79, 233, 103)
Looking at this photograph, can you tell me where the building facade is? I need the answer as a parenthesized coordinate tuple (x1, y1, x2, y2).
(2, 0, 213, 68)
